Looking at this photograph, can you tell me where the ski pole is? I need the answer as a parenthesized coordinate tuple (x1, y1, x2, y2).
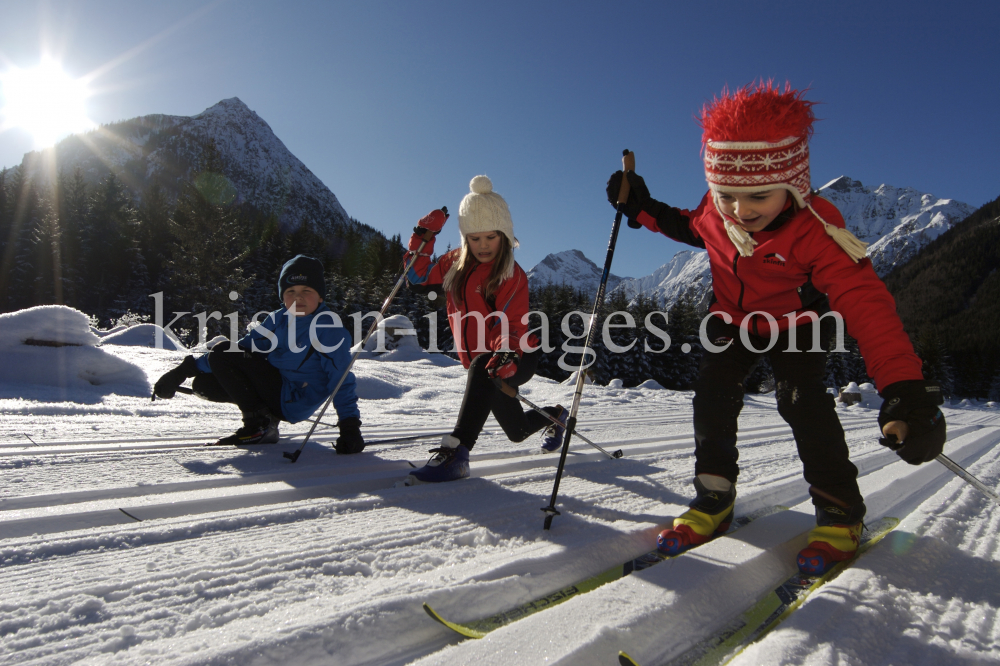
(494, 379, 623, 459)
(363, 431, 453, 447)
(935, 453, 1000, 504)
(883, 420, 1000, 504)
(542, 149, 634, 530)
(283, 208, 447, 463)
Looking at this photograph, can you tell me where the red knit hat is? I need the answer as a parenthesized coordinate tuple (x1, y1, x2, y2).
(697, 82, 868, 263)
(700, 81, 816, 207)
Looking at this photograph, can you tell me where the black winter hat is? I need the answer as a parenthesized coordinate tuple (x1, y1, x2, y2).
(278, 255, 325, 300)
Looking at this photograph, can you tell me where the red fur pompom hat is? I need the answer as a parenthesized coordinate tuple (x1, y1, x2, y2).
(700, 81, 816, 207)
(698, 81, 868, 262)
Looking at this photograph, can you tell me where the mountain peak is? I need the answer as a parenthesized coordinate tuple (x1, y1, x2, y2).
(197, 97, 255, 119)
(527, 250, 621, 295)
(19, 98, 353, 236)
(820, 176, 864, 192)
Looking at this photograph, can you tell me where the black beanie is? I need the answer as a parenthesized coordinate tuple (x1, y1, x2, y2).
(278, 255, 325, 300)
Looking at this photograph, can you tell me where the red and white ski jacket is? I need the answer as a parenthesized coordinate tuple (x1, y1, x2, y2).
(637, 192, 923, 390)
(406, 235, 534, 369)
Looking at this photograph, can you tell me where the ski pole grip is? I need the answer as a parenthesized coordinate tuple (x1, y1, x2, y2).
(882, 420, 909, 443)
(617, 149, 634, 205)
(496, 379, 518, 398)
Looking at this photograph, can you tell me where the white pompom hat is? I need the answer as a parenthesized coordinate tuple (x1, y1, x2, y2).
(458, 175, 518, 250)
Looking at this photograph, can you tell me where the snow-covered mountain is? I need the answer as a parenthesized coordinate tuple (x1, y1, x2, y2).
(570, 177, 976, 309)
(610, 250, 712, 309)
(525, 249, 623, 295)
(17, 98, 354, 236)
(819, 176, 976, 276)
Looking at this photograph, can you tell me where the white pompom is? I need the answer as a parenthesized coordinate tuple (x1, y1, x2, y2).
(470, 175, 493, 194)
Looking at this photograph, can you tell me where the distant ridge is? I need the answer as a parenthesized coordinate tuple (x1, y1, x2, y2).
(17, 97, 361, 237)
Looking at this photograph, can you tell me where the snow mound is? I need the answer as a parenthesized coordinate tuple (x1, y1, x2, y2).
(637, 379, 666, 390)
(562, 370, 594, 386)
(0, 306, 150, 397)
(354, 315, 432, 362)
(1, 305, 100, 347)
(92, 324, 127, 337)
(354, 375, 407, 400)
(100, 323, 186, 351)
(608, 378, 624, 389)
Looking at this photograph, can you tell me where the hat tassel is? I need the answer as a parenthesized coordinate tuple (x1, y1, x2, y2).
(806, 203, 868, 263)
(724, 219, 758, 257)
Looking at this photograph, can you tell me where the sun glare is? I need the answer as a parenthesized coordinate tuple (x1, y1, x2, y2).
(0, 59, 95, 149)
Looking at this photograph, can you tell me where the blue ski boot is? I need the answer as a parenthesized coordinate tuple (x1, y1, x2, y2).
(407, 435, 471, 484)
(541, 406, 568, 452)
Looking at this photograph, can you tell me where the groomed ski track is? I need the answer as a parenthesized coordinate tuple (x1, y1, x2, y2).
(2, 352, 999, 665)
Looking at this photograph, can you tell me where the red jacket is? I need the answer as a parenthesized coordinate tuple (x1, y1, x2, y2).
(406, 236, 533, 369)
(638, 192, 923, 390)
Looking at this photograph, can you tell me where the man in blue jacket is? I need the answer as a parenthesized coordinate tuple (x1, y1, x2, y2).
(154, 255, 364, 452)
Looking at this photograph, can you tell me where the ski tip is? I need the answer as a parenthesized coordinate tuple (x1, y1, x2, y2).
(422, 602, 488, 639)
(618, 651, 641, 666)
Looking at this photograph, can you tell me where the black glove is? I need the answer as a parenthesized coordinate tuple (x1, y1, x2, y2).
(486, 350, 519, 380)
(153, 356, 200, 399)
(606, 170, 652, 225)
(878, 380, 946, 464)
(336, 417, 365, 454)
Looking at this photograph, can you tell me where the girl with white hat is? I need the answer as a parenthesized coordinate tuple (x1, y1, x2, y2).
(404, 176, 568, 483)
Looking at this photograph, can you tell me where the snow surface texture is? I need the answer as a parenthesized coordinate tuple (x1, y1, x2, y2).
(17, 98, 352, 235)
(532, 177, 976, 309)
(1, 314, 999, 665)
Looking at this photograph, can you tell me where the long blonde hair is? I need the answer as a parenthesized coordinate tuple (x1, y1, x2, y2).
(443, 233, 515, 307)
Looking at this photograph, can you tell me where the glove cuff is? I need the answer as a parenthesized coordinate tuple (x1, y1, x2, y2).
(338, 416, 362, 432)
(879, 379, 944, 406)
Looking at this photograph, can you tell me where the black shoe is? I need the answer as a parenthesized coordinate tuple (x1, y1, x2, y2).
(215, 409, 279, 446)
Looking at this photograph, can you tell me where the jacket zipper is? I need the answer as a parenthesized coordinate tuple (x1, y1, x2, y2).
(732, 251, 759, 337)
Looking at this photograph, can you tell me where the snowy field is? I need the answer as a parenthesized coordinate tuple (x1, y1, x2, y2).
(1, 310, 999, 665)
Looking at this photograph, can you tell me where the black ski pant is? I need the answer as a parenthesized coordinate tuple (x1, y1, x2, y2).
(199, 347, 285, 422)
(692, 316, 862, 508)
(452, 349, 559, 450)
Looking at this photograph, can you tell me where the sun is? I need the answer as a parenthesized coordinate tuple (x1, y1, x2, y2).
(0, 58, 95, 149)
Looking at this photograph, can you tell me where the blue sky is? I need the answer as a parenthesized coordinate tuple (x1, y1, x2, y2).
(1, 0, 997, 278)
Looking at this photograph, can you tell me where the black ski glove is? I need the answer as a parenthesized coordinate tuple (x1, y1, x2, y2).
(153, 356, 201, 399)
(606, 170, 652, 225)
(877, 380, 946, 464)
(336, 417, 365, 455)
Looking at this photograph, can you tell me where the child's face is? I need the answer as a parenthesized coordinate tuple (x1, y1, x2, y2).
(716, 189, 789, 232)
(283, 286, 323, 316)
(466, 231, 502, 263)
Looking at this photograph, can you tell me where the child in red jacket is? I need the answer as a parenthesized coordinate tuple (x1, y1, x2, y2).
(606, 82, 946, 575)
(404, 176, 567, 483)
